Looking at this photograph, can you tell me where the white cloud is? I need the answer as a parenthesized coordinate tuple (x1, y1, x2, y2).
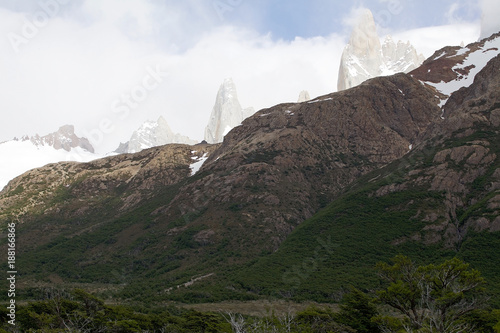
(0, 1, 483, 155)
(0, 2, 345, 153)
(480, 0, 500, 39)
(445, 2, 462, 24)
(393, 23, 480, 58)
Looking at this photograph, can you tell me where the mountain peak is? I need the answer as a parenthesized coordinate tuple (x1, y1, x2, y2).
(347, 8, 381, 60)
(0, 125, 98, 189)
(27, 124, 95, 153)
(157, 115, 169, 125)
(297, 90, 311, 103)
(219, 78, 238, 103)
(337, 9, 424, 91)
(204, 78, 255, 144)
(57, 124, 75, 134)
(117, 117, 196, 154)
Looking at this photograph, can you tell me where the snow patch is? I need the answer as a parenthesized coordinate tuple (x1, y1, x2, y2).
(190, 153, 208, 176)
(434, 51, 447, 59)
(455, 47, 469, 56)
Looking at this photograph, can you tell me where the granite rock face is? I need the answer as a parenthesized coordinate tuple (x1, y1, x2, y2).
(297, 90, 311, 103)
(337, 9, 424, 91)
(204, 78, 255, 143)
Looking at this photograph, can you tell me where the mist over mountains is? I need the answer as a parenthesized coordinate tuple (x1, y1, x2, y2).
(0, 8, 436, 191)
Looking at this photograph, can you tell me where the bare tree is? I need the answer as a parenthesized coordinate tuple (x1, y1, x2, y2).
(222, 311, 247, 333)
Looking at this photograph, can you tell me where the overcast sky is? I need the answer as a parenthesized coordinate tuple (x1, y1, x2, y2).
(0, 0, 498, 153)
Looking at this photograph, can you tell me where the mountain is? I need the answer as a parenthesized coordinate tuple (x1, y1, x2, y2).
(115, 116, 196, 154)
(239, 37, 500, 304)
(297, 90, 311, 102)
(337, 9, 425, 91)
(411, 32, 500, 111)
(0, 125, 98, 190)
(28, 124, 94, 153)
(204, 78, 255, 144)
(0, 66, 441, 301)
(1, 33, 499, 306)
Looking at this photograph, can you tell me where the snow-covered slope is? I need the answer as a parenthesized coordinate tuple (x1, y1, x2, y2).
(337, 9, 424, 91)
(410, 32, 500, 112)
(116, 116, 197, 154)
(428, 37, 499, 101)
(0, 125, 99, 190)
(204, 78, 255, 144)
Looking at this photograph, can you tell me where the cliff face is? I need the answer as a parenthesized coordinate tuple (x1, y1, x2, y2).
(204, 78, 255, 144)
(410, 53, 500, 245)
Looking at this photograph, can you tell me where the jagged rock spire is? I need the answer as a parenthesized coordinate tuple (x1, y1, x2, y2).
(337, 8, 424, 91)
(204, 78, 254, 144)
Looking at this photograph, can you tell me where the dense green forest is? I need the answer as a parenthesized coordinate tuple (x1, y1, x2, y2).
(2, 256, 500, 332)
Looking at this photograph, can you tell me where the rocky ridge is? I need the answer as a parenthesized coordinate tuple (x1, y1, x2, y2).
(21, 124, 94, 153)
(0, 143, 218, 244)
(411, 32, 500, 113)
(236, 51, 500, 301)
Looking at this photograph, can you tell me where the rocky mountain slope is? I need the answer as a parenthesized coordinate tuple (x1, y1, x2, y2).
(0, 125, 98, 190)
(0, 74, 440, 301)
(115, 116, 197, 154)
(239, 49, 500, 305)
(0, 33, 499, 305)
(337, 9, 425, 91)
(204, 78, 255, 144)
